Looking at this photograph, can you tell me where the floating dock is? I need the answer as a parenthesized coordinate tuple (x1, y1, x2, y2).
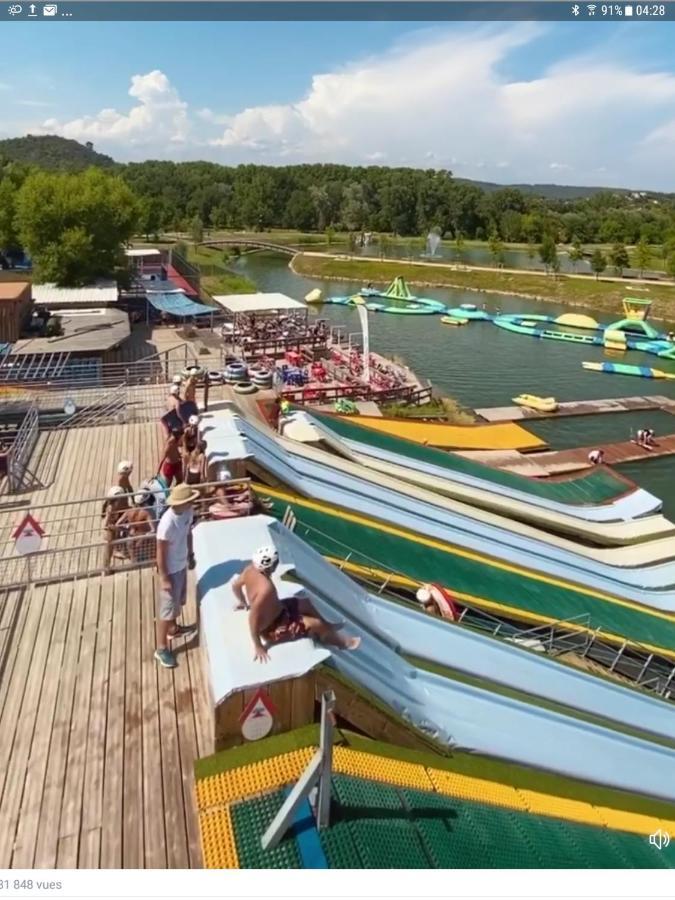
(468, 433, 675, 476)
(475, 395, 675, 422)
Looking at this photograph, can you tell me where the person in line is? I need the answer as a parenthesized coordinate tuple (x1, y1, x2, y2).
(588, 449, 604, 465)
(118, 489, 155, 563)
(117, 460, 134, 496)
(181, 371, 200, 420)
(184, 438, 207, 487)
(232, 546, 361, 663)
(154, 483, 199, 669)
(182, 414, 200, 454)
(161, 428, 184, 487)
(102, 485, 129, 574)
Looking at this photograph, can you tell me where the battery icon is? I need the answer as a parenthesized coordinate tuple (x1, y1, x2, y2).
(625, 4, 633, 14)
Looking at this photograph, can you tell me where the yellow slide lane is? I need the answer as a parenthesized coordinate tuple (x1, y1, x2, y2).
(340, 413, 546, 451)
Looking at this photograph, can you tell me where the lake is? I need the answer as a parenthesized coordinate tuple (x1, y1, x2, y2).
(233, 252, 675, 517)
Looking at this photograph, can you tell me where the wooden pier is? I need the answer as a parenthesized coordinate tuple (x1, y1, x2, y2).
(475, 395, 675, 423)
(466, 432, 675, 476)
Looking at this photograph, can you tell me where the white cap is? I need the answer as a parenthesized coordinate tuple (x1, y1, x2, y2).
(169, 384, 180, 396)
(107, 486, 125, 498)
(118, 460, 133, 474)
(416, 585, 432, 604)
(188, 415, 200, 426)
(134, 489, 151, 506)
(252, 546, 279, 572)
(172, 374, 183, 385)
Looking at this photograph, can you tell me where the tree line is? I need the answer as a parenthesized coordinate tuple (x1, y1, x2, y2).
(2, 155, 675, 285)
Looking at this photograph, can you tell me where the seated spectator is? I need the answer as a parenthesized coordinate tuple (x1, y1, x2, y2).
(232, 546, 361, 663)
(588, 449, 604, 465)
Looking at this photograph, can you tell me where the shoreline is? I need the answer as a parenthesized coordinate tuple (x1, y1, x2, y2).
(290, 253, 675, 325)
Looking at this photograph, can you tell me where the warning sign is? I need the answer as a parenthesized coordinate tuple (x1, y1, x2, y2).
(239, 688, 277, 742)
(13, 514, 45, 556)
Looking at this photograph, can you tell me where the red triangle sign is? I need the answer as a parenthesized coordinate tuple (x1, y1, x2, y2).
(13, 513, 45, 540)
(239, 687, 277, 724)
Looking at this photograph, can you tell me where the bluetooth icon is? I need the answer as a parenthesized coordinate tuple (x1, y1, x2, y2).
(572, 4, 580, 13)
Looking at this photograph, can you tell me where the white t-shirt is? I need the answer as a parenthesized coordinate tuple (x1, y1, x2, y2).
(157, 507, 193, 574)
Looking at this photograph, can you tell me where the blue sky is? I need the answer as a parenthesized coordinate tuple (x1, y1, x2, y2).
(1, 20, 675, 189)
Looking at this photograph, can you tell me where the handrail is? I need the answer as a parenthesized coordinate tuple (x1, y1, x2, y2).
(6, 402, 39, 492)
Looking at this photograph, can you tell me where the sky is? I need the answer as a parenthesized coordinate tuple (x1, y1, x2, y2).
(1, 19, 675, 190)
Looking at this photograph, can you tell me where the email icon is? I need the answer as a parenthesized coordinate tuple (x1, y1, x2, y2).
(43, 3, 57, 14)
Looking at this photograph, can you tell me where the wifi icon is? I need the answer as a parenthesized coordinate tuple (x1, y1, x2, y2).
(587, 3, 597, 12)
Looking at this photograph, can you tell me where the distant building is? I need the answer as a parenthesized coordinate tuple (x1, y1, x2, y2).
(0, 281, 32, 342)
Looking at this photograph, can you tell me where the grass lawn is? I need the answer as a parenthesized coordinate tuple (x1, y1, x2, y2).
(293, 253, 675, 320)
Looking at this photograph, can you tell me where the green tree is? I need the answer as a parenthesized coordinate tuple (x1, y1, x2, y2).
(325, 226, 335, 246)
(538, 234, 557, 272)
(488, 231, 504, 267)
(454, 231, 466, 262)
(633, 238, 651, 277)
(610, 242, 630, 275)
(0, 177, 20, 250)
(665, 252, 675, 281)
(340, 182, 370, 231)
(15, 168, 138, 285)
(551, 253, 561, 279)
(590, 249, 607, 280)
(568, 239, 584, 271)
(190, 215, 204, 244)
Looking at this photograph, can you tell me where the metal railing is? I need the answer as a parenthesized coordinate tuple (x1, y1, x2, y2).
(280, 505, 675, 701)
(6, 402, 39, 493)
(0, 478, 255, 588)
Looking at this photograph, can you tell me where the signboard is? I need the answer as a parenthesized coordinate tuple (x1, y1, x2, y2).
(239, 688, 277, 742)
(13, 513, 45, 556)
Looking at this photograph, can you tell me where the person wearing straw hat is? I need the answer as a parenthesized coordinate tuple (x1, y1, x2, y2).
(155, 482, 200, 669)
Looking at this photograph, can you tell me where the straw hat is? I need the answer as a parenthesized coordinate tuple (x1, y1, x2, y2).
(166, 483, 200, 507)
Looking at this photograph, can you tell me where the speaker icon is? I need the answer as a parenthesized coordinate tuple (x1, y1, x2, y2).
(649, 829, 671, 850)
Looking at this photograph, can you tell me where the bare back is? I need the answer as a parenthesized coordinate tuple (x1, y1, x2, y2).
(240, 564, 281, 631)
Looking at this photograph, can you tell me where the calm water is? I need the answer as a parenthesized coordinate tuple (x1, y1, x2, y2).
(354, 242, 594, 274)
(233, 252, 675, 514)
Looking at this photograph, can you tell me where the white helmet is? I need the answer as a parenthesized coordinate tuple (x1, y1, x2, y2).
(416, 584, 433, 604)
(172, 374, 183, 385)
(169, 384, 180, 396)
(118, 460, 133, 474)
(188, 414, 200, 426)
(107, 485, 125, 498)
(253, 546, 279, 572)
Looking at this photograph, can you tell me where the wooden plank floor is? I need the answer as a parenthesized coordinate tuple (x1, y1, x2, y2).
(0, 568, 212, 869)
(0, 423, 164, 585)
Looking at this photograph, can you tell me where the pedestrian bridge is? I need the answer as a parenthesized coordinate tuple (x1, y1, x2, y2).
(200, 238, 297, 256)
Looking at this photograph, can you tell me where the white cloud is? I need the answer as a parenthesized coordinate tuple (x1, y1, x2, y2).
(41, 70, 189, 147)
(21, 28, 675, 188)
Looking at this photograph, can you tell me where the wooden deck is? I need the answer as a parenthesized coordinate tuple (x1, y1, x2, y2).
(466, 432, 675, 476)
(0, 568, 212, 868)
(475, 395, 675, 423)
(0, 423, 165, 585)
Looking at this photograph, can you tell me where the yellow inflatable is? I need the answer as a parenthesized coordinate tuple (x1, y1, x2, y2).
(512, 394, 558, 413)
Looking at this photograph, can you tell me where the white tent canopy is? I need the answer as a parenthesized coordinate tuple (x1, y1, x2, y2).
(211, 291, 306, 314)
(125, 248, 161, 258)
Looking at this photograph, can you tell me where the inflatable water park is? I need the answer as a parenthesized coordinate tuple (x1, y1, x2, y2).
(318, 283, 675, 360)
